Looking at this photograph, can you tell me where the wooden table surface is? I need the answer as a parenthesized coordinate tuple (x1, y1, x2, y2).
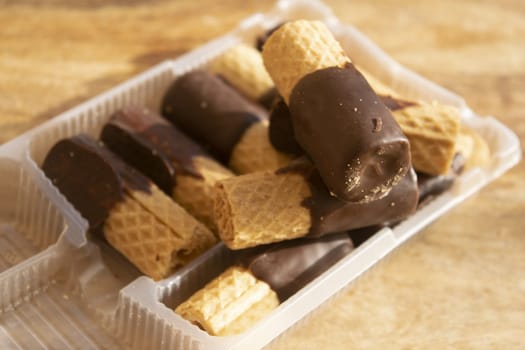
(1, 0, 524, 349)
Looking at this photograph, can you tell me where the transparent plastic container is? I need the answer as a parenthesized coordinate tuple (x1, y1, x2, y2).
(0, 0, 520, 349)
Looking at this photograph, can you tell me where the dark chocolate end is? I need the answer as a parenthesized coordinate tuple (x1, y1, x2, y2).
(101, 109, 175, 195)
(238, 233, 354, 301)
(161, 70, 265, 163)
(289, 64, 411, 203)
(102, 106, 205, 195)
(43, 134, 153, 232)
(42, 135, 124, 231)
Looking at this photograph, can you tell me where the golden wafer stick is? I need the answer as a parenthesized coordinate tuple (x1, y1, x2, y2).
(175, 266, 279, 336)
(209, 44, 274, 102)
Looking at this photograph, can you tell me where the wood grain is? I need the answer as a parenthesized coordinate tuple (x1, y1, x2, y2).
(1, 0, 524, 349)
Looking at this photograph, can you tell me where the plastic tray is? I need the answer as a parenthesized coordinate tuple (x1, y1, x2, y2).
(0, 0, 520, 349)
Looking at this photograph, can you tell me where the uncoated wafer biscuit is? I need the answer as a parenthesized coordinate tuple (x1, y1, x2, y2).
(389, 101, 460, 175)
(175, 266, 279, 336)
(209, 43, 274, 102)
(262, 20, 349, 103)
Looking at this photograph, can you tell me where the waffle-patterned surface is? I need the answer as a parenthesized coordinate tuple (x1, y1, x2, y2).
(173, 155, 234, 233)
(393, 102, 460, 175)
(262, 20, 349, 103)
(175, 266, 279, 336)
(130, 187, 216, 259)
(214, 170, 312, 249)
(229, 121, 293, 174)
(210, 44, 274, 100)
(104, 193, 186, 280)
(104, 186, 216, 280)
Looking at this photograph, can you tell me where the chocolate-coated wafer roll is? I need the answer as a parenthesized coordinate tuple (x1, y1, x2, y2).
(101, 106, 233, 231)
(162, 70, 292, 173)
(268, 92, 461, 178)
(238, 233, 354, 301)
(43, 135, 216, 280)
(263, 20, 411, 203)
(162, 70, 263, 162)
(176, 233, 353, 335)
(214, 160, 418, 249)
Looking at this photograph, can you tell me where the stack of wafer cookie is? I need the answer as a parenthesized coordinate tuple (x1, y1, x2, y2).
(42, 135, 216, 280)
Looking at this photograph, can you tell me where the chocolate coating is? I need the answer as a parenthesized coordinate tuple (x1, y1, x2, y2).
(258, 87, 281, 110)
(161, 70, 267, 163)
(239, 233, 353, 301)
(268, 99, 303, 156)
(101, 106, 205, 195)
(289, 64, 411, 203)
(42, 134, 151, 232)
(277, 161, 419, 237)
(268, 94, 418, 155)
(379, 94, 417, 111)
(347, 226, 383, 246)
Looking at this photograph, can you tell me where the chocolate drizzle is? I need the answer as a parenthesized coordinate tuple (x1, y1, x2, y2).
(238, 233, 353, 301)
(42, 134, 152, 232)
(289, 64, 411, 203)
(161, 70, 267, 163)
(101, 106, 205, 195)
